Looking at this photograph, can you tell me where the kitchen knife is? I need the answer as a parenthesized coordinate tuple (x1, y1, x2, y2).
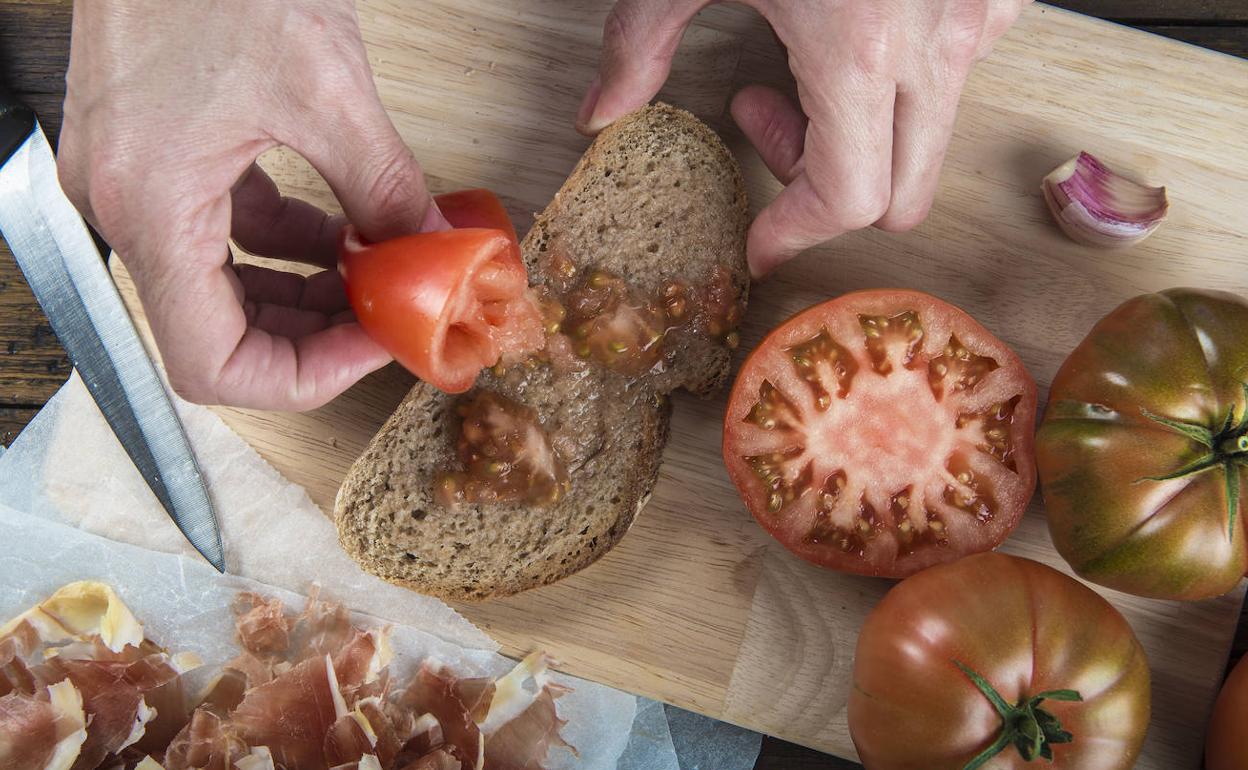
(0, 84, 224, 571)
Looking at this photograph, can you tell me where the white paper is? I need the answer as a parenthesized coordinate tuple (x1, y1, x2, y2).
(0, 504, 637, 770)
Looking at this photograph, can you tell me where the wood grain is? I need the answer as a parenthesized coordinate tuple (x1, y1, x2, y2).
(0, 406, 37, 447)
(0, 252, 70, 406)
(105, 2, 1248, 763)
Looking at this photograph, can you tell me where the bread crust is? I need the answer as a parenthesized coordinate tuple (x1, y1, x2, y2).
(335, 104, 746, 600)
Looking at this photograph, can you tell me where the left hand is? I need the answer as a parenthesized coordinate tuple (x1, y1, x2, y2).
(577, 0, 1031, 277)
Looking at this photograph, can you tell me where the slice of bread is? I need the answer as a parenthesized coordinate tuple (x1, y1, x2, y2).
(335, 103, 747, 600)
(525, 103, 749, 397)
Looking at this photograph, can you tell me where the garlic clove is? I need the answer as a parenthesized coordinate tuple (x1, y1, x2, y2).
(1042, 152, 1168, 248)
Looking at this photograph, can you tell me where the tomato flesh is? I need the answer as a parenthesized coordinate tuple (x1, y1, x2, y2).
(723, 289, 1037, 577)
(434, 391, 570, 508)
(338, 189, 544, 394)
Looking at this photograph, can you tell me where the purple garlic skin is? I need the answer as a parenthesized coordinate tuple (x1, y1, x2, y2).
(1042, 152, 1169, 248)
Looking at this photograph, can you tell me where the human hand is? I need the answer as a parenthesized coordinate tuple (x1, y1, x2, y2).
(577, 0, 1030, 276)
(58, 0, 448, 410)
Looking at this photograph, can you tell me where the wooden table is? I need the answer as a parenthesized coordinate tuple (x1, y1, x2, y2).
(2, 2, 1245, 766)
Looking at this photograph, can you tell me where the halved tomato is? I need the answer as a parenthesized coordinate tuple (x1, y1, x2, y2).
(722, 289, 1037, 577)
(338, 190, 544, 393)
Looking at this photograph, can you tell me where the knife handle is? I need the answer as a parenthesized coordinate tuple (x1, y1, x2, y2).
(0, 82, 36, 166)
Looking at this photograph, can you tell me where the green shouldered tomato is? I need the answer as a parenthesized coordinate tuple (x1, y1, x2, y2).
(1038, 289, 1248, 600)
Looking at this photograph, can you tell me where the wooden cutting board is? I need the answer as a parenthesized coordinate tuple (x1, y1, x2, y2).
(111, 1, 1248, 762)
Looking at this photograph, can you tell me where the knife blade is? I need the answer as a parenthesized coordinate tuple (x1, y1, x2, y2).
(0, 86, 224, 571)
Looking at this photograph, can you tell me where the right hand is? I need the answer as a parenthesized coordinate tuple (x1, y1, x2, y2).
(58, 0, 449, 411)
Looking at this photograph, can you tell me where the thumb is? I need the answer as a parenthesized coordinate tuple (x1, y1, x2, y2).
(577, 0, 710, 134)
(294, 97, 448, 242)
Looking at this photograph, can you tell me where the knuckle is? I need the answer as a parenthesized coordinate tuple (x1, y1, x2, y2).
(81, 144, 132, 236)
(165, 362, 214, 405)
(837, 186, 891, 231)
(845, 8, 898, 77)
(942, 2, 988, 67)
(876, 201, 933, 233)
(365, 148, 421, 212)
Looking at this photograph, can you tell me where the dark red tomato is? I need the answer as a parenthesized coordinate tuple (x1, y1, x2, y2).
(850, 552, 1150, 770)
(1207, 653, 1248, 770)
(722, 290, 1037, 577)
(1038, 289, 1248, 600)
(338, 189, 543, 393)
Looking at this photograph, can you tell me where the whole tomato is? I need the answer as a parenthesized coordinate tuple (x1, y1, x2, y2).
(1037, 289, 1248, 600)
(1206, 654, 1248, 770)
(849, 552, 1150, 769)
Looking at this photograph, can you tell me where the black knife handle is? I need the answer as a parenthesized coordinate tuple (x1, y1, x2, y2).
(0, 82, 36, 166)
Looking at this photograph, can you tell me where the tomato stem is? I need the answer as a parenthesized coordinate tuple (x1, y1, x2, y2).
(1140, 386, 1248, 540)
(955, 660, 1082, 769)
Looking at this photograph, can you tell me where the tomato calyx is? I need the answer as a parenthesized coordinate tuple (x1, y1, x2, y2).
(1140, 382, 1248, 539)
(954, 660, 1083, 769)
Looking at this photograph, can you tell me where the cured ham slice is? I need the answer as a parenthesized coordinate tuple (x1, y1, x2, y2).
(4, 583, 576, 770)
(233, 595, 292, 657)
(163, 708, 244, 770)
(393, 667, 481, 769)
(0, 679, 89, 770)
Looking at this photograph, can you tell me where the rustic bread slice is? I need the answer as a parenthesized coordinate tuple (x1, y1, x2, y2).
(335, 359, 669, 600)
(524, 102, 749, 397)
(335, 103, 746, 600)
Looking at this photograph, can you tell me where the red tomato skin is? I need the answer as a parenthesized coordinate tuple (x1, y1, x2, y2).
(338, 226, 520, 393)
(1207, 654, 1248, 770)
(722, 289, 1037, 578)
(849, 552, 1150, 770)
(434, 188, 524, 269)
(435, 188, 518, 242)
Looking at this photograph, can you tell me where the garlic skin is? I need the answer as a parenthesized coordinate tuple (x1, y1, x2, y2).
(1042, 152, 1169, 248)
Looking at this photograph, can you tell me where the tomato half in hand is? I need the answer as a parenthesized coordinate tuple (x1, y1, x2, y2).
(850, 552, 1150, 770)
(1206, 653, 1248, 770)
(338, 189, 544, 394)
(1038, 289, 1248, 600)
(722, 289, 1037, 577)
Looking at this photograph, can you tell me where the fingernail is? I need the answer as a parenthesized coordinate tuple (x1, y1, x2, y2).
(575, 75, 603, 134)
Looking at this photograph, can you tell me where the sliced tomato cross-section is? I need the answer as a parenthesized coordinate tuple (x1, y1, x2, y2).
(723, 289, 1037, 577)
(338, 189, 544, 394)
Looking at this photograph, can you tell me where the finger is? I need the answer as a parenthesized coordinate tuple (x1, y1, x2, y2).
(245, 303, 331, 339)
(230, 163, 344, 268)
(577, 0, 710, 134)
(235, 263, 304, 306)
(978, 0, 1029, 59)
(874, 79, 965, 233)
(213, 323, 391, 411)
(132, 196, 387, 410)
(730, 85, 807, 185)
(285, 73, 448, 242)
(233, 263, 351, 314)
(746, 74, 897, 277)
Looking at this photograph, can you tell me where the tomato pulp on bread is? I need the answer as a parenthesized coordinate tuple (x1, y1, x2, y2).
(338, 189, 544, 393)
(723, 290, 1037, 577)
